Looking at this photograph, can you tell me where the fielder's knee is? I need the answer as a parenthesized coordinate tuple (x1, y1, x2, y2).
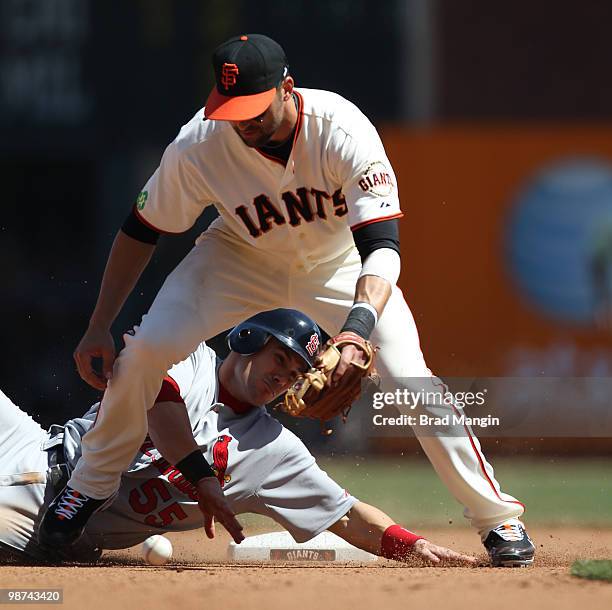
(119, 328, 178, 373)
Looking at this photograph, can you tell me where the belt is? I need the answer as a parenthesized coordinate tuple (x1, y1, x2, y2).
(44, 425, 70, 496)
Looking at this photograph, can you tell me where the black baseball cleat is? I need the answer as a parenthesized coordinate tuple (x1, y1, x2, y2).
(483, 519, 535, 567)
(38, 485, 110, 548)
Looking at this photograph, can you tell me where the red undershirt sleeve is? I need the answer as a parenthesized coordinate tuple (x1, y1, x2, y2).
(154, 375, 184, 405)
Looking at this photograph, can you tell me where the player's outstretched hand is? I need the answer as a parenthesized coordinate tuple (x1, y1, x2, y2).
(412, 539, 477, 566)
(196, 478, 245, 545)
(74, 326, 116, 390)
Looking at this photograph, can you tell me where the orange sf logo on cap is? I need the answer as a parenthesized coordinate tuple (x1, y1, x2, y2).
(221, 63, 239, 90)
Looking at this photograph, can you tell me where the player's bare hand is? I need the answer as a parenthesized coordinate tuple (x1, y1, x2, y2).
(411, 539, 477, 566)
(196, 478, 244, 544)
(331, 343, 366, 384)
(73, 326, 116, 390)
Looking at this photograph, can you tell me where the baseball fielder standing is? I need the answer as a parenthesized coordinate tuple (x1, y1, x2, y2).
(40, 34, 534, 566)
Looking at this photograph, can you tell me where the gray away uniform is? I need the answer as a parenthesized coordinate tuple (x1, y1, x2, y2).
(0, 342, 356, 560)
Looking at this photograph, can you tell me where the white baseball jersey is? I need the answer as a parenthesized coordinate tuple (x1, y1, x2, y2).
(136, 88, 402, 268)
(70, 87, 525, 536)
(0, 346, 356, 560)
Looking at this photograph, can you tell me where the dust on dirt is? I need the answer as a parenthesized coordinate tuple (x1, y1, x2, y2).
(1, 527, 611, 610)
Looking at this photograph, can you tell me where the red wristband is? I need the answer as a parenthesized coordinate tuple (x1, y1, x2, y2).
(380, 525, 426, 561)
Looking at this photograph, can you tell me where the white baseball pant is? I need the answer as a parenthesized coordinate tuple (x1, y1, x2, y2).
(69, 227, 524, 534)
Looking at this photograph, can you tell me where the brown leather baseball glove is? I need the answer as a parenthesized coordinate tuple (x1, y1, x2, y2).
(281, 331, 377, 426)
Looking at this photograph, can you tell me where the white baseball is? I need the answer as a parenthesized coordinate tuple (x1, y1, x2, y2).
(141, 535, 173, 566)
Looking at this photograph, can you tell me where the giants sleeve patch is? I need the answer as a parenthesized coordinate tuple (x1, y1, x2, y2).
(358, 161, 395, 197)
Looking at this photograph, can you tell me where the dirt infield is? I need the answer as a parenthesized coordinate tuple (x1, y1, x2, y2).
(1, 527, 611, 610)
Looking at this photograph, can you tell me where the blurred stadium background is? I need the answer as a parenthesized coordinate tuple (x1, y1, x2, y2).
(2, 0, 611, 526)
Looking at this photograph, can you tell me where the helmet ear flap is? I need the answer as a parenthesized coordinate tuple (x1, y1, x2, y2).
(227, 325, 269, 355)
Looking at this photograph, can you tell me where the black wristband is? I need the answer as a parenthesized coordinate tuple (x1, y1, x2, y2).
(175, 450, 216, 485)
(340, 306, 376, 339)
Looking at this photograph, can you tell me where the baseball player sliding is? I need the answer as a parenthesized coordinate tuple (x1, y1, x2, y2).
(40, 34, 534, 567)
(2, 310, 476, 566)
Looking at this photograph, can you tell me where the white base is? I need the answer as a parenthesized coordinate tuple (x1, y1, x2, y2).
(227, 530, 378, 562)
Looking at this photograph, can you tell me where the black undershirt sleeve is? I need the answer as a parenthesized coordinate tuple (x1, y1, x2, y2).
(121, 207, 161, 245)
(351, 219, 401, 263)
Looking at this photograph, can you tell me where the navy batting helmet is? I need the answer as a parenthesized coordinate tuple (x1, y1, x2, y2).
(227, 308, 323, 368)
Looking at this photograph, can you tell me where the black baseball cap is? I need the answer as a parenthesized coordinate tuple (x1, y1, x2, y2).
(204, 34, 288, 121)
